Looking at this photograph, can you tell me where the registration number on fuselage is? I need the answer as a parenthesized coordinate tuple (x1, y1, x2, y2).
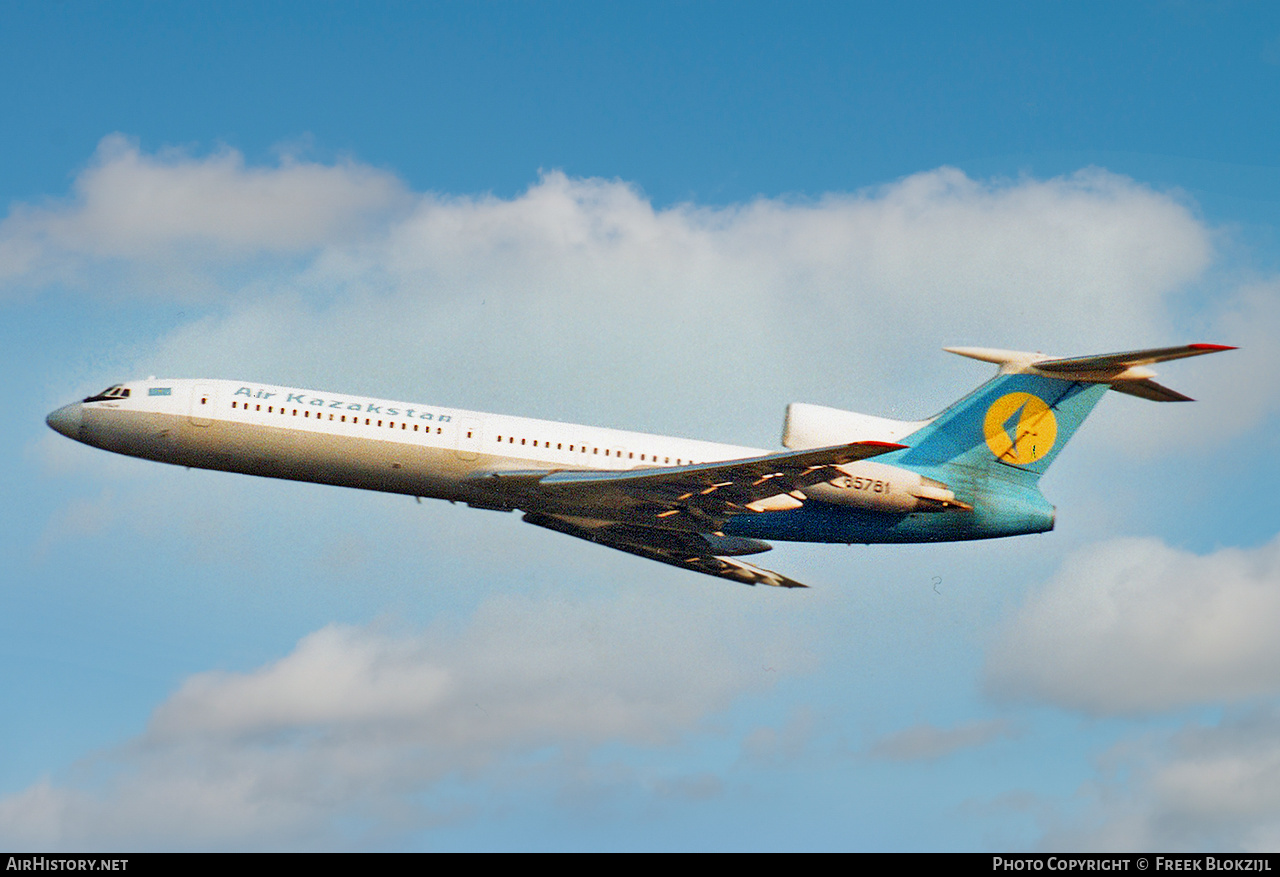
(837, 475, 891, 494)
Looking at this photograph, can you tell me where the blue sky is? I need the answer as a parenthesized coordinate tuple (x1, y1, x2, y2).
(3, 1, 1280, 851)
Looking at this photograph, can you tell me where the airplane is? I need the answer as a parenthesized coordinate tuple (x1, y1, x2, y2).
(45, 343, 1233, 589)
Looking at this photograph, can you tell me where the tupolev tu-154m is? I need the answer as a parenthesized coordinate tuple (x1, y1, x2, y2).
(46, 344, 1232, 589)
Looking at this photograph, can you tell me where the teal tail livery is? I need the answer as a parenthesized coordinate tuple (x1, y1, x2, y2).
(46, 343, 1233, 590)
(894, 344, 1232, 481)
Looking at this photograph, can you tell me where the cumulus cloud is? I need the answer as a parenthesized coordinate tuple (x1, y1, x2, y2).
(1195, 279, 1280, 439)
(868, 719, 1015, 762)
(8, 138, 1232, 441)
(0, 594, 802, 850)
(986, 535, 1280, 715)
(169, 172, 1215, 441)
(0, 134, 409, 290)
(1039, 708, 1280, 852)
(18, 139, 1280, 852)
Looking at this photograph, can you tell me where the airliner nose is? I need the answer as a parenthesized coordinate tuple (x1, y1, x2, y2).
(46, 403, 83, 440)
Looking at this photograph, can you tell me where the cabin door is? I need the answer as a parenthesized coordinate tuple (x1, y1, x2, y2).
(456, 418, 481, 461)
(189, 384, 215, 427)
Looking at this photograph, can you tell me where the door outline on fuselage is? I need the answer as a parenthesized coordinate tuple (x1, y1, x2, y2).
(189, 384, 215, 427)
(456, 417, 481, 461)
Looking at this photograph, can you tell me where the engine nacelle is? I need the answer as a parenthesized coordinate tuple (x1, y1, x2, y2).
(801, 460, 971, 513)
(782, 402, 930, 450)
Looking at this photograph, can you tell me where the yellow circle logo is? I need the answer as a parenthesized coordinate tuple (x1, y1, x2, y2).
(983, 393, 1058, 465)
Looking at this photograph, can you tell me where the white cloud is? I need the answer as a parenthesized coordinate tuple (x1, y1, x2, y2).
(1039, 708, 1280, 852)
(10, 139, 1232, 442)
(0, 134, 409, 290)
(150, 168, 1214, 443)
(1195, 279, 1280, 439)
(986, 535, 1280, 715)
(148, 625, 452, 739)
(17, 139, 1280, 853)
(0, 593, 805, 850)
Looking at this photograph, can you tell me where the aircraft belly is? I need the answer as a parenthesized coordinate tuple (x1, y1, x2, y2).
(721, 503, 965, 544)
(82, 409, 472, 501)
(721, 493, 1050, 544)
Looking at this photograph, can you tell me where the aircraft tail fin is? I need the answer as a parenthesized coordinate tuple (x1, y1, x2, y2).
(897, 344, 1234, 483)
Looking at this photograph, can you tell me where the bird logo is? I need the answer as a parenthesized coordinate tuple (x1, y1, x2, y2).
(983, 393, 1057, 465)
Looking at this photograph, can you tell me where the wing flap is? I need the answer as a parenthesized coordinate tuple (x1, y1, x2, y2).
(523, 512, 808, 588)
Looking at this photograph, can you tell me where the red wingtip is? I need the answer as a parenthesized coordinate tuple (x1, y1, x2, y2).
(857, 441, 909, 450)
(1189, 343, 1238, 351)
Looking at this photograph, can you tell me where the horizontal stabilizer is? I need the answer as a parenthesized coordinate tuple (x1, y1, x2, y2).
(1108, 378, 1195, 403)
(1034, 344, 1236, 373)
(945, 343, 1234, 402)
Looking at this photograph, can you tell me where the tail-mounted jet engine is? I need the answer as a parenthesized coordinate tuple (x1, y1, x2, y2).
(780, 402, 970, 513)
(801, 460, 971, 512)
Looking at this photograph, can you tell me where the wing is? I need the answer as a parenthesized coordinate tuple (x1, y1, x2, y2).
(471, 440, 904, 531)
(523, 512, 809, 588)
(467, 441, 903, 589)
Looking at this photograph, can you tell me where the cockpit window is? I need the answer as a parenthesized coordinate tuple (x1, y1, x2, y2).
(82, 385, 131, 403)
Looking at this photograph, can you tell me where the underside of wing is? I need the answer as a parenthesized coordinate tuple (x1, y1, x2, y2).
(523, 512, 809, 588)
(468, 441, 903, 588)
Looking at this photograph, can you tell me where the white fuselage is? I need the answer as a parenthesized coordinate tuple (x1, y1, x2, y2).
(52, 378, 771, 509)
